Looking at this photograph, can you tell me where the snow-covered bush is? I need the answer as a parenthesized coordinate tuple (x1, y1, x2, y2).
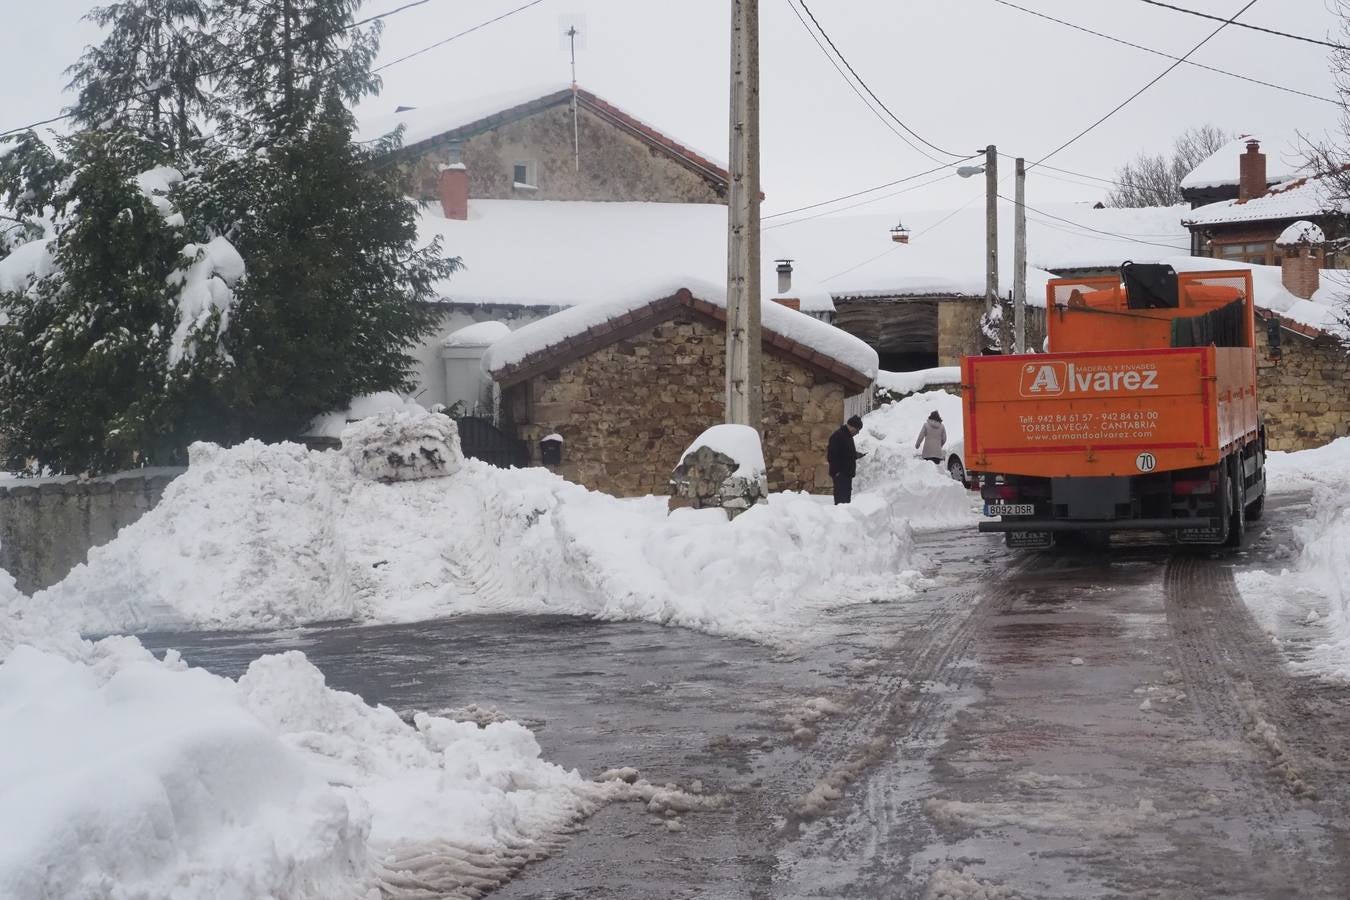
(341, 409, 463, 482)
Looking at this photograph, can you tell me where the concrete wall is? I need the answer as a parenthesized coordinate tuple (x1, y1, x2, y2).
(0, 470, 183, 594)
(402, 104, 726, 205)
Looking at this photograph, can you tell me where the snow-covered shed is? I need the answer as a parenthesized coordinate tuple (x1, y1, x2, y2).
(482, 283, 878, 497)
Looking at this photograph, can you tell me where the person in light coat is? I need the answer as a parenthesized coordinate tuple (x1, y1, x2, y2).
(915, 410, 947, 465)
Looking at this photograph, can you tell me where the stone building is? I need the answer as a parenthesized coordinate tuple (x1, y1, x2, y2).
(358, 86, 835, 411)
(483, 287, 877, 497)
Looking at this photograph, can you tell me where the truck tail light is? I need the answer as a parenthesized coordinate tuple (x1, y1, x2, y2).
(1173, 469, 1220, 496)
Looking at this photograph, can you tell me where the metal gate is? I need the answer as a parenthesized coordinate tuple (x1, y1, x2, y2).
(456, 416, 529, 469)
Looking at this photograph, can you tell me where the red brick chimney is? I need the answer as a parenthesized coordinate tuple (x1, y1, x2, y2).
(438, 164, 468, 220)
(1238, 139, 1266, 203)
(772, 297, 801, 311)
(1276, 221, 1325, 300)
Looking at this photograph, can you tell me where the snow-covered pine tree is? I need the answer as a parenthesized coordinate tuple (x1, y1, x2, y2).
(66, 0, 217, 157)
(181, 95, 457, 442)
(183, 0, 456, 441)
(0, 130, 230, 474)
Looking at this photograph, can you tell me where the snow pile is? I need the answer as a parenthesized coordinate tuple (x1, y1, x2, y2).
(167, 236, 245, 366)
(307, 391, 425, 440)
(341, 409, 463, 482)
(854, 390, 972, 530)
(25, 415, 933, 643)
(1238, 437, 1350, 676)
(876, 366, 961, 397)
(680, 423, 766, 477)
(442, 319, 511, 348)
(38, 440, 358, 632)
(0, 633, 603, 899)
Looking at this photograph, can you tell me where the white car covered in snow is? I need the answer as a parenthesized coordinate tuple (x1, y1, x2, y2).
(944, 437, 969, 487)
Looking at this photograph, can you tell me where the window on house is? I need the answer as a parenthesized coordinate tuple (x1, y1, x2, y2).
(512, 160, 538, 189)
(1215, 241, 1275, 265)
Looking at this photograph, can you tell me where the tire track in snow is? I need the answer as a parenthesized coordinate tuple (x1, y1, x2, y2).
(1162, 552, 1350, 889)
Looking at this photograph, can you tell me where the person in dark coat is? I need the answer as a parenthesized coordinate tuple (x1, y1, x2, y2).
(827, 415, 866, 505)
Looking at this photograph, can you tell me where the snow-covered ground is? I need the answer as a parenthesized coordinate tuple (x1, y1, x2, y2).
(0, 404, 972, 897)
(1237, 437, 1350, 680)
(854, 390, 974, 528)
(10, 406, 966, 645)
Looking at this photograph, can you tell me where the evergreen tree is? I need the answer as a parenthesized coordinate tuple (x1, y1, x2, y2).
(0, 130, 227, 473)
(179, 98, 456, 442)
(66, 0, 216, 156)
(212, 0, 380, 142)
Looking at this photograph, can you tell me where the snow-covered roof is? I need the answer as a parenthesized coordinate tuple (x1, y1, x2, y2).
(442, 320, 511, 348)
(1179, 135, 1302, 191)
(1277, 220, 1326, 246)
(1184, 169, 1350, 227)
(764, 201, 1189, 303)
(418, 199, 836, 314)
(483, 279, 878, 386)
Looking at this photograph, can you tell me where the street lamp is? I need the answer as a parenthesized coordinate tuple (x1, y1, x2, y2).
(956, 165, 986, 179)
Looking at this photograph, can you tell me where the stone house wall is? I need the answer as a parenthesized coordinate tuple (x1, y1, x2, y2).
(1255, 323, 1350, 451)
(498, 311, 849, 496)
(399, 104, 725, 205)
(937, 299, 985, 366)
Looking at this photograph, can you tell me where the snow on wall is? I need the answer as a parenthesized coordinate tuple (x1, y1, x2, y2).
(482, 278, 878, 380)
(443, 320, 511, 347)
(1277, 220, 1326, 246)
(680, 424, 766, 477)
(876, 366, 961, 396)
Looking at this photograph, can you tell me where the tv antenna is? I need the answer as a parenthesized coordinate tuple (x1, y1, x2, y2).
(560, 15, 586, 171)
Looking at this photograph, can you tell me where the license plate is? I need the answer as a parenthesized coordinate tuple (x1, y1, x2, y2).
(985, 503, 1034, 516)
(1007, 531, 1054, 550)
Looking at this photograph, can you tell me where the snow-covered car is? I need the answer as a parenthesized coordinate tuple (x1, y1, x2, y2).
(944, 437, 968, 487)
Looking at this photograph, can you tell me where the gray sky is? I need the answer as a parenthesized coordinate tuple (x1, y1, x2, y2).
(3, 0, 1344, 216)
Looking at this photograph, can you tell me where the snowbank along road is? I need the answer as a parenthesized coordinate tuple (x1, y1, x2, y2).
(141, 491, 1350, 898)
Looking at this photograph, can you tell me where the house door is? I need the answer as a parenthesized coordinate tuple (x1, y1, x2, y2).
(456, 416, 530, 469)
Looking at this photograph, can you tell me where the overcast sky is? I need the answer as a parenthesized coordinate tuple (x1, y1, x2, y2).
(3, 0, 1345, 217)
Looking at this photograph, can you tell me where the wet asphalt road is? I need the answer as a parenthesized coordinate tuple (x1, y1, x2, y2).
(141, 491, 1350, 899)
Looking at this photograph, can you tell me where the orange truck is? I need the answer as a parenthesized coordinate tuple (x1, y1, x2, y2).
(961, 263, 1266, 549)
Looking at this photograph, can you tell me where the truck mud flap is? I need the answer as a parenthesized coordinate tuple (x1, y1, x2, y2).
(1006, 531, 1054, 550)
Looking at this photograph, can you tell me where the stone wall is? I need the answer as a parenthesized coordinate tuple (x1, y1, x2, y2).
(401, 104, 725, 205)
(499, 311, 849, 496)
(0, 470, 182, 594)
(937, 298, 985, 366)
(1255, 324, 1350, 451)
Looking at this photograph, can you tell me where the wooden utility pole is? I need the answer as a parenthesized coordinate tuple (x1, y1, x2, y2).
(726, 0, 762, 427)
(984, 144, 998, 319)
(1014, 157, 1027, 354)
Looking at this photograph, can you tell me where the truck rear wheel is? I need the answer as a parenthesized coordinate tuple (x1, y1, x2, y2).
(1224, 456, 1246, 548)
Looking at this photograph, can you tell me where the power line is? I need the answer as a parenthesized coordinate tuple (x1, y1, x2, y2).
(373, 0, 548, 72)
(988, 0, 1336, 105)
(999, 193, 1191, 252)
(1134, 0, 1347, 51)
(762, 164, 954, 222)
(784, 0, 950, 164)
(795, 0, 969, 159)
(822, 187, 988, 282)
(1030, 0, 1261, 169)
(0, 0, 542, 140)
(764, 170, 959, 230)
